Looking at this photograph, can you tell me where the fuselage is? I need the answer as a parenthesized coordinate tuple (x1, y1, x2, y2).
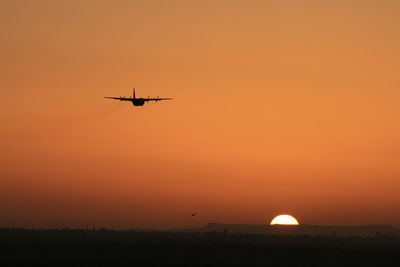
(132, 99, 145, 106)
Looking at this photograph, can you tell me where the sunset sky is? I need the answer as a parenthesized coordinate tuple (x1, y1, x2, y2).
(1, 0, 400, 229)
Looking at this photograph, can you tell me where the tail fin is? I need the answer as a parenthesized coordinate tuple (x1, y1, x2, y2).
(133, 88, 135, 99)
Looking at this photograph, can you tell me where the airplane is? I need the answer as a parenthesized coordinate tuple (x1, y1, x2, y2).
(105, 88, 173, 106)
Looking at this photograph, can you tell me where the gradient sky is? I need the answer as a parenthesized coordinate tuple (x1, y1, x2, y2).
(1, 0, 400, 229)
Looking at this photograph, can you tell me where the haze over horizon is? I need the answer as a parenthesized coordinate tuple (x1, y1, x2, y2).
(1, 0, 400, 229)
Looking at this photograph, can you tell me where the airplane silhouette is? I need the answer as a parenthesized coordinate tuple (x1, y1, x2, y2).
(105, 88, 173, 106)
(190, 213, 198, 217)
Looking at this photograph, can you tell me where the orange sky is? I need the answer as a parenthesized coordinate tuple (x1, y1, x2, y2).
(1, 0, 400, 229)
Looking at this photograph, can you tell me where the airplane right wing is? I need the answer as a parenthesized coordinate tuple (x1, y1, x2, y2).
(144, 97, 174, 102)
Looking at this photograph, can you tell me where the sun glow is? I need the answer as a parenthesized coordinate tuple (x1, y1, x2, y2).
(270, 214, 299, 225)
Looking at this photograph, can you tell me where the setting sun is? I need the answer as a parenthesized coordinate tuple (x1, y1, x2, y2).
(270, 215, 300, 225)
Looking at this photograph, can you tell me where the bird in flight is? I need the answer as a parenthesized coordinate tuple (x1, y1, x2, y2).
(105, 88, 173, 106)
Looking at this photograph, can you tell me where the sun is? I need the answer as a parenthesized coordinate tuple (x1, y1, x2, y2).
(270, 214, 299, 225)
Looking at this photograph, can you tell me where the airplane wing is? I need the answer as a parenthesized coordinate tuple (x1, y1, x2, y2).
(104, 96, 133, 101)
(144, 97, 173, 102)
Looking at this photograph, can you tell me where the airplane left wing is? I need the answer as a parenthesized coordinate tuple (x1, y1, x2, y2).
(104, 97, 133, 101)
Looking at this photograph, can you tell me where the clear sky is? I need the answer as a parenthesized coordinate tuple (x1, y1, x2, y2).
(1, 0, 399, 229)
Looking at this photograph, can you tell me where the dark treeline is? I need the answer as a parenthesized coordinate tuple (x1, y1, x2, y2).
(0, 228, 399, 266)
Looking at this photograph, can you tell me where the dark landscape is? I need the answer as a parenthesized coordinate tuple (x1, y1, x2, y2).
(1, 224, 399, 266)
